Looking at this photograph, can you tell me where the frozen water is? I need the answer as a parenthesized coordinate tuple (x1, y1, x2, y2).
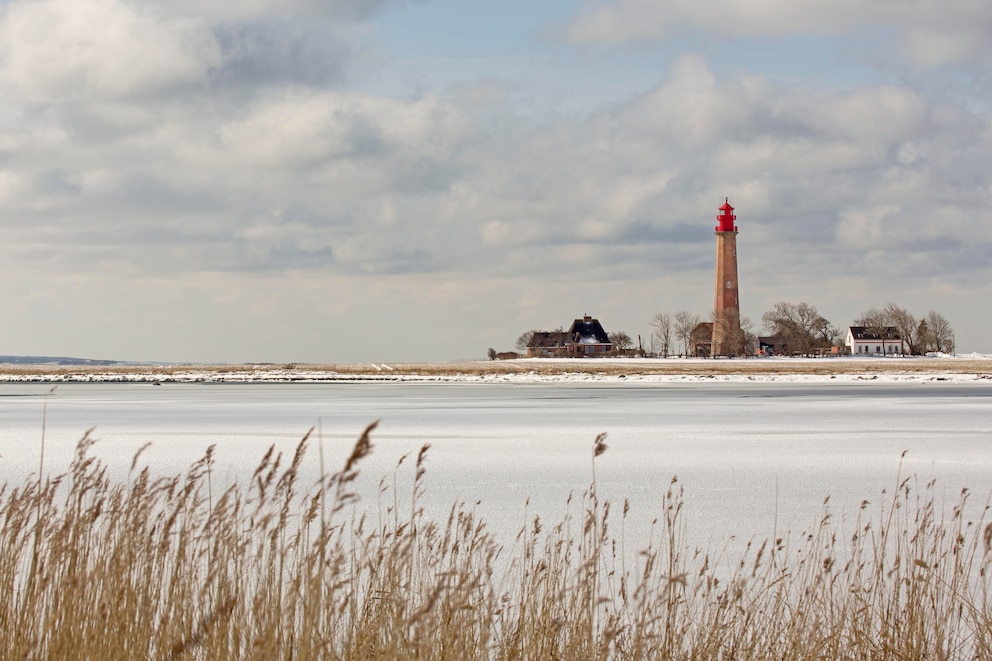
(1, 380, 990, 554)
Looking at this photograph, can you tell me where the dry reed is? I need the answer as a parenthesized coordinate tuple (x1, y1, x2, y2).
(1, 425, 990, 660)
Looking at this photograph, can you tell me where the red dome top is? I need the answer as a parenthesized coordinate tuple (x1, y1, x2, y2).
(716, 197, 737, 232)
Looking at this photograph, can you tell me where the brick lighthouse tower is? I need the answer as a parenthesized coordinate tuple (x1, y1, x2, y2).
(711, 198, 743, 356)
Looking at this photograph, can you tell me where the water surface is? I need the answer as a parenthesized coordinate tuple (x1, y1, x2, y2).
(2, 381, 990, 550)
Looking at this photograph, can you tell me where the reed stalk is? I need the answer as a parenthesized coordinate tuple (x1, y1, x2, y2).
(0, 424, 989, 659)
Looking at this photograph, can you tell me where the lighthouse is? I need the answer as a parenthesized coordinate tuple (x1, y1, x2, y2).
(711, 198, 743, 356)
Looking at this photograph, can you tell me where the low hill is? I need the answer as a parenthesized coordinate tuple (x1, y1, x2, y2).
(0, 355, 120, 367)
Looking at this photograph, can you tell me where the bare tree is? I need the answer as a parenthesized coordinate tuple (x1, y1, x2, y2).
(854, 307, 888, 335)
(762, 302, 834, 356)
(811, 316, 840, 347)
(916, 310, 954, 354)
(740, 315, 757, 357)
(609, 331, 633, 354)
(856, 304, 953, 355)
(854, 306, 896, 354)
(651, 313, 673, 357)
(923, 311, 954, 353)
(487, 347, 497, 361)
(514, 330, 535, 353)
(673, 310, 701, 357)
(882, 303, 918, 355)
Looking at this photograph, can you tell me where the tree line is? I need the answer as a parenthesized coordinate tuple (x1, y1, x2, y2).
(648, 302, 953, 357)
(494, 302, 953, 359)
(651, 311, 703, 357)
(853, 303, 954, 355)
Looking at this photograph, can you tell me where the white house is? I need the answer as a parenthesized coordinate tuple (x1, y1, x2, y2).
(846, 326, 906, 355)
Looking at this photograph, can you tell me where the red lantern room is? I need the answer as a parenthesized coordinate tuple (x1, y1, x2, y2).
(716, 198, 737, 233)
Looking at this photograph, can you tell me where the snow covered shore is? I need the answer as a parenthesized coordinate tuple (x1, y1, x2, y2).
(1, 354, 990, 384)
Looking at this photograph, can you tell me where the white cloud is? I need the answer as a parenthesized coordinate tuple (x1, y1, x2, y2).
(564, 0, 861, 42)
(481, 221, 512, 246)
(0, 171, 23, 203)
(156, 0, 391, 22)
(0, 0, 988, 361)
(805, 87, 929, 144)
(217, 89, 469, 172)
(562, 0, 992, 67)
(836, 204, 899, 246)
(616, 55, 744, 146)
(599, 172, 674, 220)
(0, 0, 221, 102)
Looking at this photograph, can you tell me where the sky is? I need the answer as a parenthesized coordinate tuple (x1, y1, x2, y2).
(0, 0, 990, 363)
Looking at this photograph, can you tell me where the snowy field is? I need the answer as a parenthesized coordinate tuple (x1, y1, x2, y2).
(0, 353, 990, 384)
(2, 371, 991, 556)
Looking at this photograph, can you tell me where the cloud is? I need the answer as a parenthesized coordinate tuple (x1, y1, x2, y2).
(0, 0, 989, 361)
(157, 0, 393, 22)
(0, 0, 221, 103)
(211, 20, 350, 89)
(453, 54, 990, 287)
(561, 0, 992, 68)
(2, 42, 986, 286)
(0, 0, 397, 103)
(216, 89, 470, 173)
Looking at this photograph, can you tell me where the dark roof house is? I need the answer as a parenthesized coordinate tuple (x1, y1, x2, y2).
(757, 335, 787, 355)
(566, 315, 612, 356)
(845, 326, 906, 355)
(847, 326, 901, 342)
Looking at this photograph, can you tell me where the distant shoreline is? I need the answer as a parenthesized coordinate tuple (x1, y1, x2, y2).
(0, 355, 990, 384)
